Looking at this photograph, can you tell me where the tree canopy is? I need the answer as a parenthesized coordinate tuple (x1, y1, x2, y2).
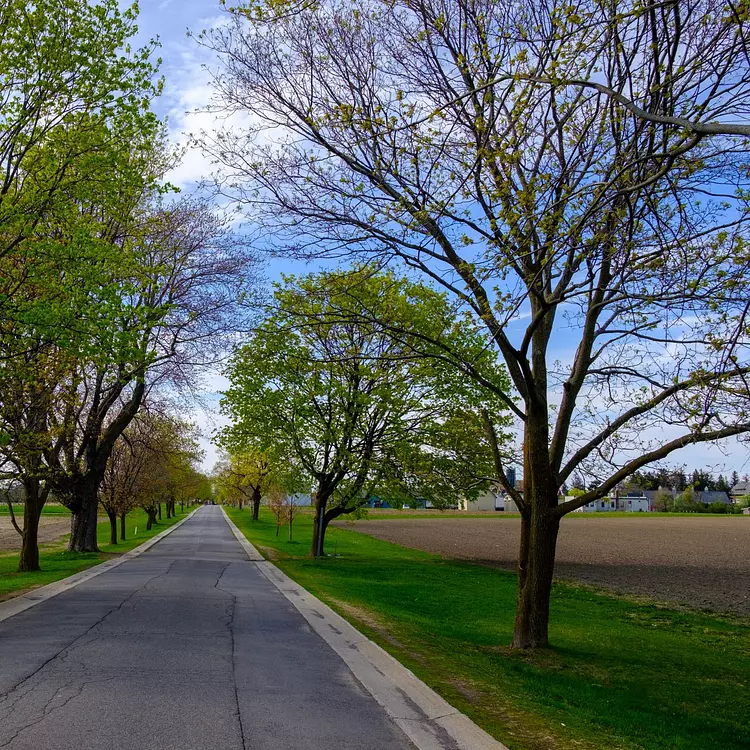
(220, 267, 511, 554)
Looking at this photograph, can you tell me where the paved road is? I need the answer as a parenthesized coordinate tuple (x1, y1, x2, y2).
(0, 507, 415, 750)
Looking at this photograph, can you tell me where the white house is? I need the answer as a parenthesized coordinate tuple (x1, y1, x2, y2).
(569, 491, 649, 512)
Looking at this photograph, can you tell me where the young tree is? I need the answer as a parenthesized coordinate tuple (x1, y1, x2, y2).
(220, 268, 509, 556)
(202, 0, 750, 647)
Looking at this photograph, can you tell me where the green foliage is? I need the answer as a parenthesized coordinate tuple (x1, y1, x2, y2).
(220, 267, 511, 517)
(0, 0, 164, 263)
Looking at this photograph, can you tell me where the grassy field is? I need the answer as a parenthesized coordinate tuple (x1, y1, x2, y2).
(227, 507, 750, 750)
(0, 507, 190, 601)
(0, 503, 70, 516)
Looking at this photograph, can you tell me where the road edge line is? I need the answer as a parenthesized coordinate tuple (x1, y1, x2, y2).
(0, 508, 200, 624)
(220, 506, 508, 750)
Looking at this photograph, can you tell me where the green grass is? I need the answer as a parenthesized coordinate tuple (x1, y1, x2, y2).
(227, 507, 750, 750)
(0, 507, 191, 600)
(0, 503, 70, 516)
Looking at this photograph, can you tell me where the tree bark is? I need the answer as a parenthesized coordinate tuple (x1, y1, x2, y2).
(157, 503, 162, 521)
(106, 508, 118, 546)
(146, 507, 157, 530)
(251, 486, 261, 521)
(310, 491, 329, 557)
(508, 391, 563, 649)
(18, 480, 44, 572)
(119, 512, 127, 541)
(68, 483, 100, 552)
(511, 508, 560, 648)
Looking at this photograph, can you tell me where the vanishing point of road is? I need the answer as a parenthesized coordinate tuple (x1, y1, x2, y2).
(0, 507, 416, 750)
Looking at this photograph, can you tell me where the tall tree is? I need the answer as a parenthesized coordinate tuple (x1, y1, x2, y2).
(203, 0, 750, 647)
(220, 268, 510, 556)
(0, 0, 162, 265)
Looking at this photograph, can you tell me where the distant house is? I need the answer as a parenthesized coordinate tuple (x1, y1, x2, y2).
(461, 491, 499, 512)
(571, 497, 618, 513)
(643, 488, 731, 509)
(696, 491, 732, 505)
(730, 480, 750, 502)
(569, 486, 650, 513)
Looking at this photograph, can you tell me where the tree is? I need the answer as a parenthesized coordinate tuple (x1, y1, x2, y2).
(202, 0, 750, 647)
(41, 198, 253, 551)
(651, 489, 674, 513)
(0, 0, 165, 570)
(213, 449, 277, 520)
(0, 0, 162, 267)
(220, 268, 510, 556)
(100, 404, 202, 542)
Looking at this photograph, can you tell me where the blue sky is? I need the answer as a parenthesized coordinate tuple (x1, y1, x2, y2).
(133, 1, 750, 480)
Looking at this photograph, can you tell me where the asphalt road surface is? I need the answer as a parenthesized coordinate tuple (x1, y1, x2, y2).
(0, 507, 415, 750)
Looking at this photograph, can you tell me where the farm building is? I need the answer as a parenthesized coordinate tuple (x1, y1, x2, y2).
(461, 490, 501, 512)
(731, 480, 750, 502)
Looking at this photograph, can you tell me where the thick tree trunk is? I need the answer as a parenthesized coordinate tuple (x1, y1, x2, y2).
(18, 509, 41, 573)
(106, 509, 118, 546)
(511, 509, 560, 648)
(68, 484, 100, 552)
(252, 487, 261, 521)
(157, 503, 162, 521)
(17, 481, 42, 572)
(146, 507, 158, 531)
(119, 513, 127, 541)
(511, 406, 561, 649)
(18, 481, 44, 572)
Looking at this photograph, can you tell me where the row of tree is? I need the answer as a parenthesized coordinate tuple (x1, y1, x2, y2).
(570, 469, 750, 494)
(216, 266, 511, 556)
(0, 1, 252, 571)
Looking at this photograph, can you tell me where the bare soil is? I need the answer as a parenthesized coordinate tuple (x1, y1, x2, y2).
(340, 516, 750, 615)
(0, 517, 70, 552)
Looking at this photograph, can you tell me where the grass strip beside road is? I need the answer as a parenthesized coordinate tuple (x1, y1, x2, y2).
(0, 508, 189, 601)
(227, 507, 750, 750)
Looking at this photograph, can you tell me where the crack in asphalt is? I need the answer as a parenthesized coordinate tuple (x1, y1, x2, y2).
(215, 563, 248, 750)
(0, 560, 177, 745)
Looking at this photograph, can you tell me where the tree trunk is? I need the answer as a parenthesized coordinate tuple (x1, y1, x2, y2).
(68, 484, 100, 553)
(18, 480, 44, 572)
(157, 503, 162, 521)
(508, 395, 564, 649)
(106, 508, 118, 546)
(146, 507, 158, 531)
(252, 487, 261, 521)
(311, 489, 336, 557)
(120, 513, 127, 541)
(511, 502, 560, 649)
